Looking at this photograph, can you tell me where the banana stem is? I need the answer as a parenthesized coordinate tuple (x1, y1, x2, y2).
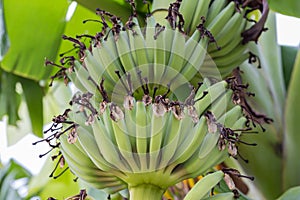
(128, 184, 165, 200)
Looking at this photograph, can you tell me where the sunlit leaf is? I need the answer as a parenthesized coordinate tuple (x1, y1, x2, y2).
(1, 0, 69, 81)
(268, 0, 300, 18)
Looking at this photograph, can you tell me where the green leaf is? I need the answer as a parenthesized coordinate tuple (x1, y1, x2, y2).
(268, 0, 300, 18)
(1, 0, 69, 81)
(238, 126, 282, 199)
(283, 48, 300, 190)
(5, 82, 72, 145)
(0, 0, 9, 61)
(19, 78, 44, 138)
(0, 71, 21, 125)
(277, 186, 300, 200)
(0, 73, 44, 142)
(281, 45, 298, 89)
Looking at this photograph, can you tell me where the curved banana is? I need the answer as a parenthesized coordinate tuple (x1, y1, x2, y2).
(92, 31, 123, 83)
(179, 0, 201, 33)
(183, 170, 225, 200)
(205, 0, 227, 25)
(212, 11, 246, 49)
(165, 29, 186, 84)
(213, 45, 248, 67)
(194, 80, 228, 115)
(115, 29, 136, 73)
(188, 0, 211, 34)
(206, 2, 236, 37)
(127, 17, 150, 69)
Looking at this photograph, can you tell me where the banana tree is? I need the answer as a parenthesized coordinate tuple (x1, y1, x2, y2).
(1, 0, 300, 199)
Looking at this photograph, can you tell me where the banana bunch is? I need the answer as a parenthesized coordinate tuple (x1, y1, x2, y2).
(180, 0, 249, 74)
(44, 0, 262, 199)
(152, 0, 251, 79)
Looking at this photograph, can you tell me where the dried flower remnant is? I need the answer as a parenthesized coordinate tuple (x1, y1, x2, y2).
(228, 68, 273, 131)
(205, 111, 218, 133)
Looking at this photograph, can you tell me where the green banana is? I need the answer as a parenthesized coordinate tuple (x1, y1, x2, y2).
(213, 45, 248, 67)
(168, 116, 207, 166)
(164, 29, 186, 82)
(179, 0, 200, 33)
(189, 0, 211, 34)
(208, 39, 243, 57)
(205, 0, 227, 25)
(148, 104, 169, 170)
(60, 134, 127, 194)
(115, 28, 136, 73)
(206, 2, 236, 37)
(111, 115, 140, 172)
(208, 90, 233, 120)
(92, 32, 123, 83)
(78, 124, 121, 172)
(135, 101, 150, 171)
(211, 11, 246, 49)
(183, 170, 225, 200)
(160, 110, 184, 167)
(153, 23, 167, 84)
(194, 80, 228, 116)
(127, 17, 150, 70)
(180, 38, 208, 81)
